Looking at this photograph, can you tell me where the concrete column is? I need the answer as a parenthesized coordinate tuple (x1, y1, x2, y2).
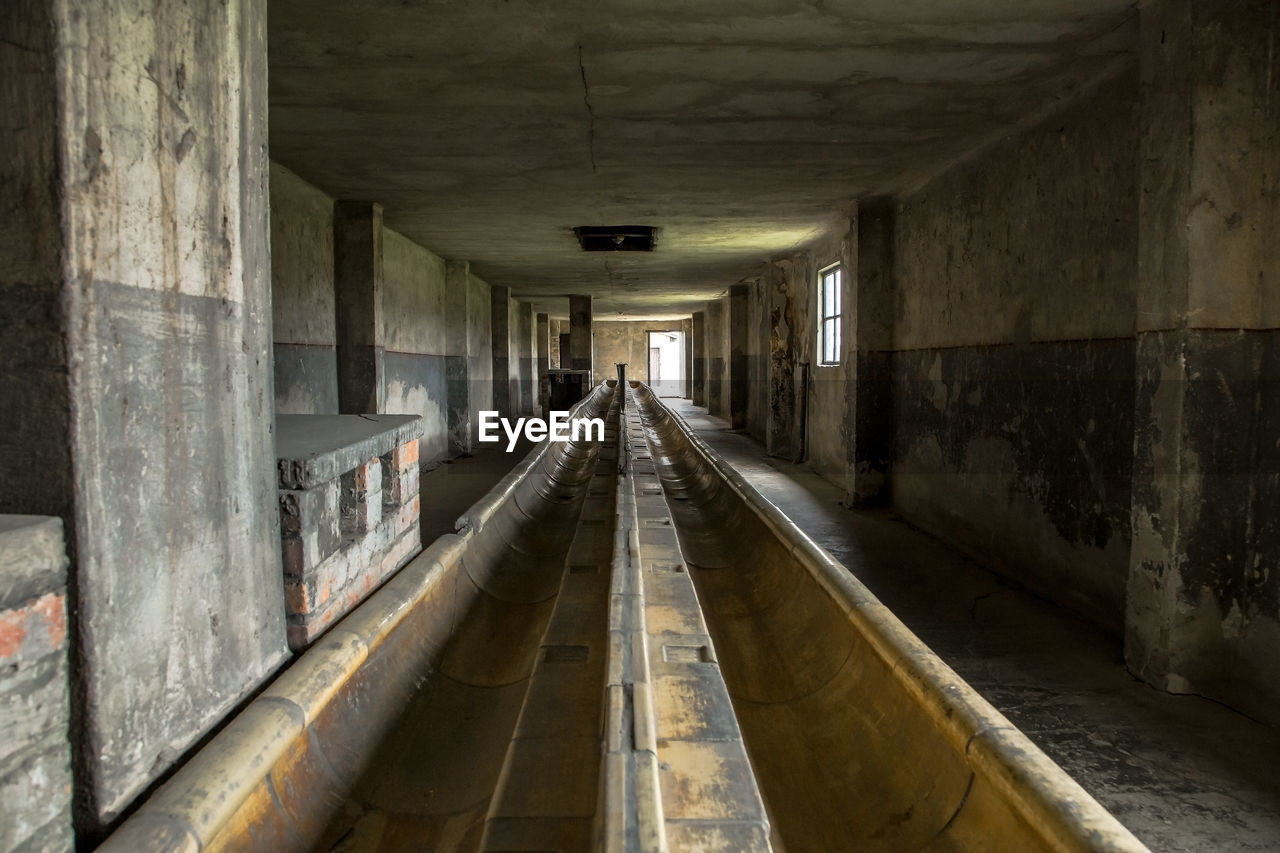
(569, 294, 593, 373)
(334, 201, 385, 414)
(517, 301, 534, 414)
(490, 286, 511, 415)
(847, 199, 895, 505)
(445, 260, 472, 455)
(682, 317, 694, 399)
(764, 262, 798, 458)
(728, 284, 750, 430)
(0, 0, 288, 833)
(691, 311, 707, 407)
(1126, 0, 1280, 725)
(536, 312, 550, 413)
(706, 300, 726, 417)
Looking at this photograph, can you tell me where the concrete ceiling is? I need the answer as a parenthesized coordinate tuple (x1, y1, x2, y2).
(268, 0, 1136, 319)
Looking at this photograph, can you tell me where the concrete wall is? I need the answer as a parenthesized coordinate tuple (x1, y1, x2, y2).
(592, 319, 685, 387)
(381, 228, 449, 462)
(802, 232, 854, 482)
(268, 163, 478, 464)
(270, 163, 338, 414)
(0, 0, 290, 834)
(889, 67, 1139, 630)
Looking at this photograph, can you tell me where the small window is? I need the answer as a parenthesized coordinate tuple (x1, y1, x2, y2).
(817, 263, 842, 365)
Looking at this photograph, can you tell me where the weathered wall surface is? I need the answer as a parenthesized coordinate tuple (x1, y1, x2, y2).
(270, 162, 338, 414)
(890, 67, 1140, 630)
(803, 230, 853, 483)
(1126, 0, 1280, 724)
(48, 0, 289, 831)
(381, 228, 449, 462)
(592, 319, 684, 387)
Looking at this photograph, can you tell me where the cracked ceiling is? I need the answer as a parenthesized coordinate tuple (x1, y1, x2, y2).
(268, 0, 1137, 318)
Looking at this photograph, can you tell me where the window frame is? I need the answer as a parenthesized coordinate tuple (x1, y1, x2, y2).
(816, 262, 843, 367)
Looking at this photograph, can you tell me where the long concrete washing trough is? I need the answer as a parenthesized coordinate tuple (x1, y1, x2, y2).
(98, 380, 1147, 852)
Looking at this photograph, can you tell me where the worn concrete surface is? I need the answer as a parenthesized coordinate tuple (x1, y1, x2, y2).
(876, 65, 1140, 631)
(591, 319, 684, 386)
(1127, 0, 1280, 728)
(382, 227, 450, 461)
(24, 0, 290, 832)
(271, 163, 339, 414)
(268, 0, 1136, 316)
(671, 400, 1280, 852)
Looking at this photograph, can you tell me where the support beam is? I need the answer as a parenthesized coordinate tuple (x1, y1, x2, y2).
(445, 260, 472, 455)
(728, 283, 750, 430)
(682, 317, 694, 399)
(569, 294, 593, 374)
(1126, 0, 1280, 725)
(334, 201, 385, 414)
(490, 285, 511, 415)
(536, 312, 550, 413)
(691, 311, 706, 407)
(517, 301, 534, 415)
(848, 198, 895, 505)
(0, 0, 288, 833)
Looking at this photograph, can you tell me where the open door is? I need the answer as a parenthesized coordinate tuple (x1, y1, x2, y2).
(647, 330, 685, 398)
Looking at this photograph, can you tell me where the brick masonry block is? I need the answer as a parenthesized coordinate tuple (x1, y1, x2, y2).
(382, 439, 421, 508)
(0, 594, 67, 666)
(279, 482, 341, 576)
(340, 458, 383, 536)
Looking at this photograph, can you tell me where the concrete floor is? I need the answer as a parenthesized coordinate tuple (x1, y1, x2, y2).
(418, 406, 1280, 852)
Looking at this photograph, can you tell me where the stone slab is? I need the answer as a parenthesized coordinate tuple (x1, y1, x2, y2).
(276, 414, 422, 489)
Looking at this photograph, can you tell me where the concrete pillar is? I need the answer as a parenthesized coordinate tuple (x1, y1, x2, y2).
(682, 317, 694, 399)
(706, 300, 726, 417)
(1126, 0, 1280, 725)
(764, 262, 798, 458)
(569, 294, 593, 373)
(729, 284, 750, 430)
(691, 311, 707, 407)
(334, 201, 386, 414)
(0, 0, 288, 833)
(445, 260, 472, 455)
(848, 199, 895, 505)
(491, 286, 511, 415)
(536, 312, 550, 413)
(517, 302, 534, 415)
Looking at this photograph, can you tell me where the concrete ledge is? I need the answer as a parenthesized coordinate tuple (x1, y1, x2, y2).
(276, 414, 422, 489)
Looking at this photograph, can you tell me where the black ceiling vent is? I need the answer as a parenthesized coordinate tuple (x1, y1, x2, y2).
(574, 225, 657, 252)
